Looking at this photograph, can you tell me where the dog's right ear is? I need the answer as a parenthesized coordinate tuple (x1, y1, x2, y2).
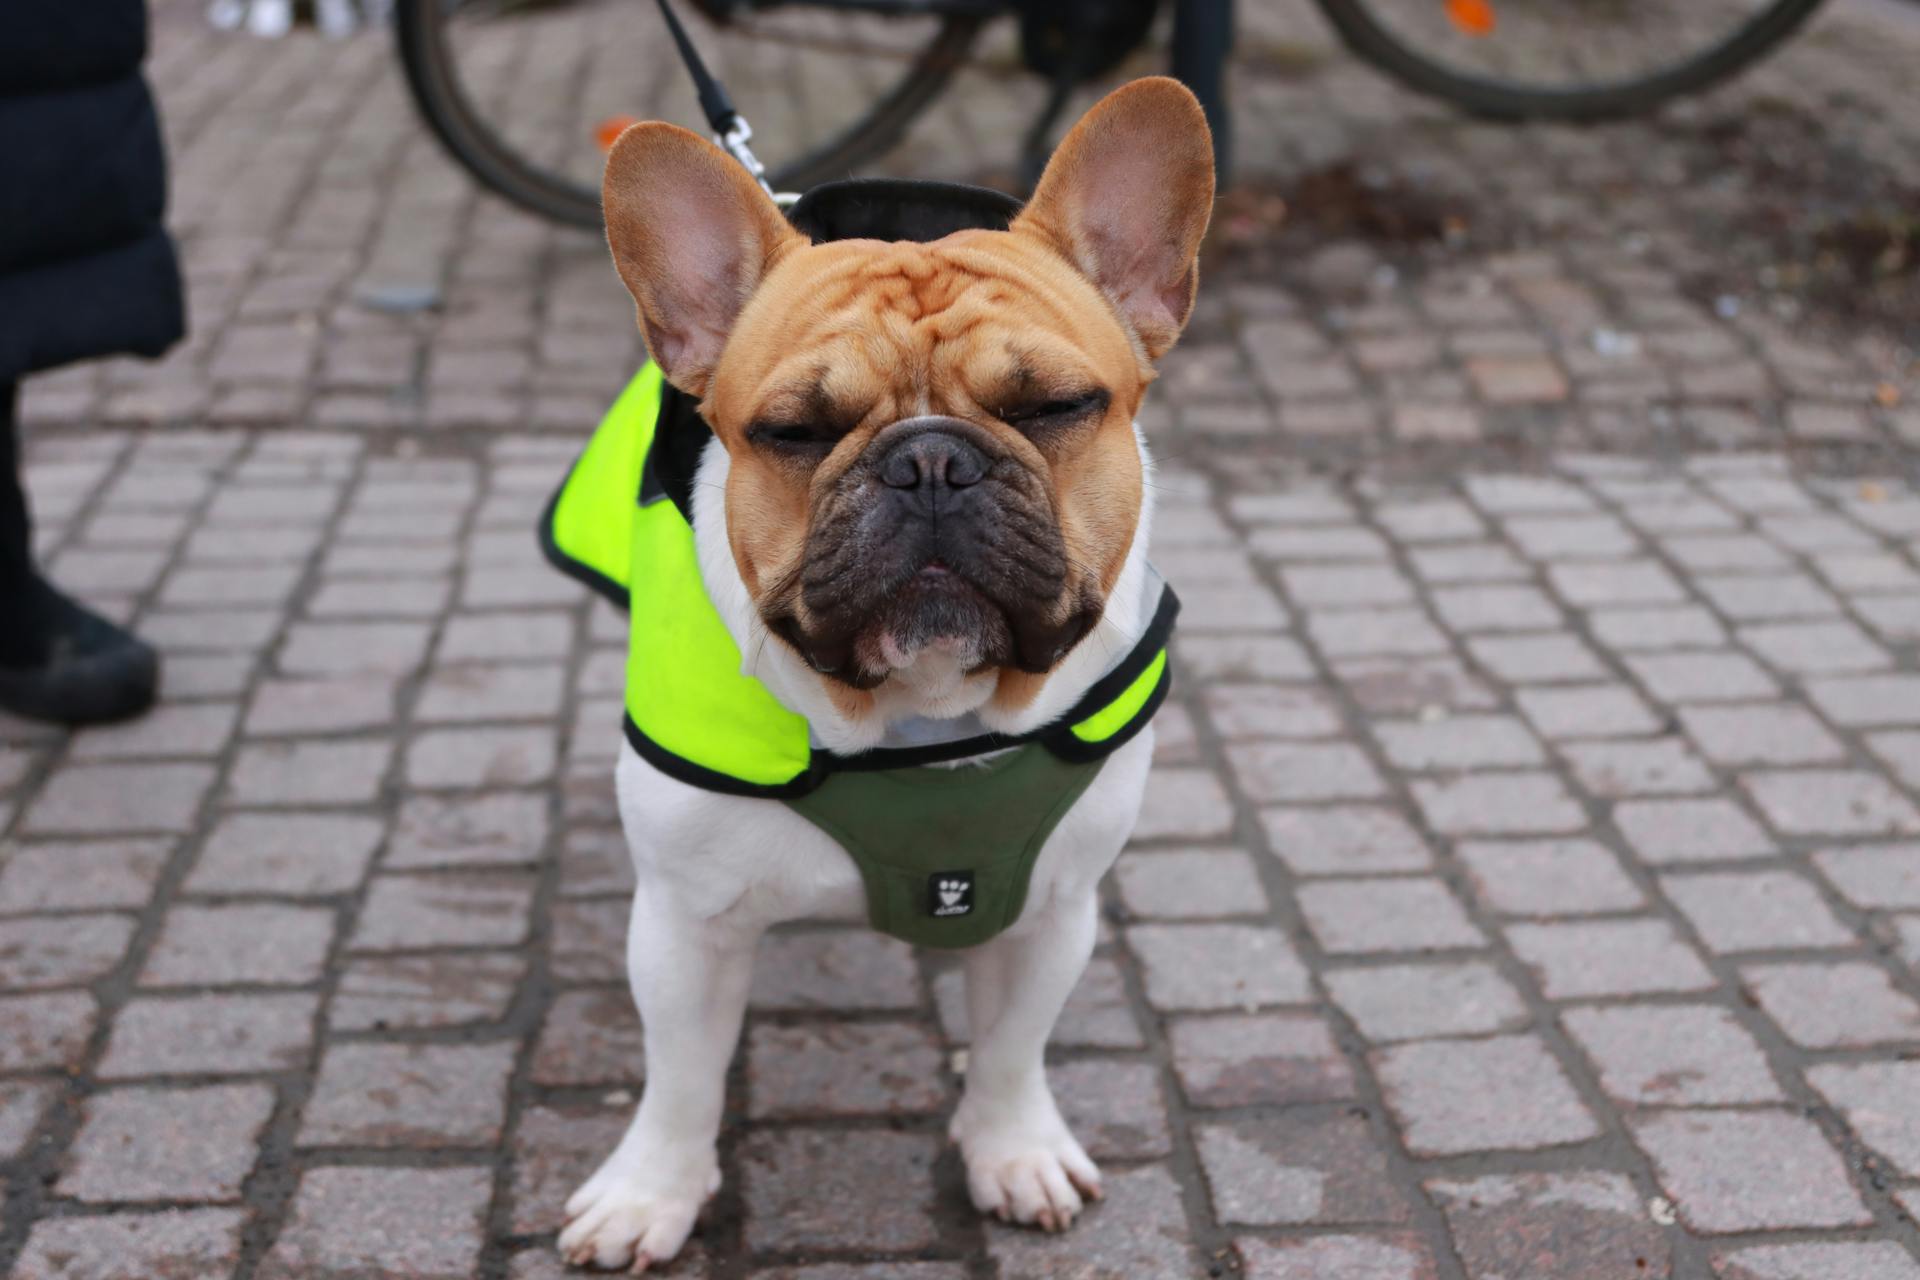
(603, 123, 802, 398)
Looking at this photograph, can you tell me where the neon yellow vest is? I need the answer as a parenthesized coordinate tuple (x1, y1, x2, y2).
(540, 362, 1176, 799)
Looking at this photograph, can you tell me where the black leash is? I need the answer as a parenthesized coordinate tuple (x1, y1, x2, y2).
(651, 0, 778, 196)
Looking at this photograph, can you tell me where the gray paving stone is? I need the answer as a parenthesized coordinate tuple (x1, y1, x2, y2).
(1456, 839, 1645, 916)
(0, 838, 173, 912)
(1515, 684, 1663, 739)
(12, 1208, 247, 1280)
(258, 1166, 492, 1280)
(227, 738, 393, 805)
(987, 1164, 1200, 1279)
(59, 1084, 273, 1202)
(1167, 1012, 1355, 1107)
(1327, 961, 1529, 1042)
(1680, 703, 1848, 766)
(1739, 619, 1893, 674)
(1131, 766, 1235, 840)
(1807, 1061, 1920, 1176)
(1428, 1171, 1671, 1280)
(1128, 922, 1312, 1010)
(1197, 1110, 1409, 1225)
(1631, 1110, 1871, 1232)
(743, 1129, 940, 1254)
(1376, 1034, 1600, 1156)
(407, 725, 559, 788)
(1430, 584, 1564, 632)
(301, 1041, 515, 1147)
(530, 987, 646, 1087)
(1662, 870, 1855, 953)
(244, 675, 397, 735)
(350, 871, 536, 950)
(0, 992, 97, 1071)
(746, 1021, 948, 1119)
(1591, 606, 1727, 651)
(1742, 770, 1920, 837)
(1624, 652, 1779, 703)
(98, 993, 318, 1078)
(1113, 848, 1270, 918)
(1806, 674, 1920, 728)
(0, 914, 135, 990)
(1614, 798, 1776, 864)
(749, 931, 921, 1011)
(1260, 805, 1433, 875)
(1202, 683, 1344, 738)
(1870, 730, 1920, 789)
(185, 811, 384, 896)
(1237, 1234, 1439, 1280)
(1468, 633, 1608, 683)
(0, 1079, 54, 1158)
(1814, 844, 1920, 909)
(386, 791, 550, 868)
(1055, 1057, 1173, 1159)
(1412, 772, 1588, 835)
(1374, 715, 1545, 770)
(1742, 961, 1920, 1047)
(1507, 920, 1717, 999)
(1563, 1004, 1781, 1106)
(332, 951, 527, 1031)
(1715, 1243, 1920, 1280)
(22, 762, 216, 834)
(1226, 740, 1387, 803)
(1563, 738, 1716, 797)
(1297, 878, 1486, 954)
(140, 903, 336, 986)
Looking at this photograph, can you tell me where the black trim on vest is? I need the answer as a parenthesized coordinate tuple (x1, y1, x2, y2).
(537, 483, 629, 610)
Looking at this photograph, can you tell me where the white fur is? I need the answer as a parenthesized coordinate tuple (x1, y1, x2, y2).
(558, 432, 1159, 1271)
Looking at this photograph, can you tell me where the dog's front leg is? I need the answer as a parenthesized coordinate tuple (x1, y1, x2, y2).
(559, 886, 759, 1271)
(951, 892, 1104, 1232)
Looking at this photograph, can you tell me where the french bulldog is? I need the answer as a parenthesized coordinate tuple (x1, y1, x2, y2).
(558, 76, 1215, 1271)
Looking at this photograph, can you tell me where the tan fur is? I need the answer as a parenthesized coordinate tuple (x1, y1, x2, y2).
(602, 79, 1213, 715)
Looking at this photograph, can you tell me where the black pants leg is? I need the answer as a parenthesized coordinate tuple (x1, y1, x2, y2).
(0, 381, 32, 595)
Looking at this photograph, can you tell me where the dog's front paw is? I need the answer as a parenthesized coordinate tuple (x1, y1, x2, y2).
(558, 1153, 718, 1272)
(951, 1098, 1103, 1232)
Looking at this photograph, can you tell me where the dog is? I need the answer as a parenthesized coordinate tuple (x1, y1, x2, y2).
(551, 77, 1215, 1271)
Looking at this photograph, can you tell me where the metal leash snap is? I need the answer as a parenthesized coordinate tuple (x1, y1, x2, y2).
(652, 0, 799, 204)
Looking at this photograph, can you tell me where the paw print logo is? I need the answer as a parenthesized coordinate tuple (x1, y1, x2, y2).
(930, 872, 973, 916)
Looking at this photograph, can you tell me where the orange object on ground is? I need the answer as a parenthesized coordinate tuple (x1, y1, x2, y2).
(1446, 0, 1496, 36)
(596, 115, 642, 152)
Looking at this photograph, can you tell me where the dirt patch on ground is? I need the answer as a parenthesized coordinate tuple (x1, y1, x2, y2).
(1204, 161, 1495, 291)
(1673, 98, 1920, 341)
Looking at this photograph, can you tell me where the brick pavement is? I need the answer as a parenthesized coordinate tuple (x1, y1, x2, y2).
(5, 0, 1920, 1276)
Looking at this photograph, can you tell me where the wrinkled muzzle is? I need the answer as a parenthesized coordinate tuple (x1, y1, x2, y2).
(766, 417, 1101, 688)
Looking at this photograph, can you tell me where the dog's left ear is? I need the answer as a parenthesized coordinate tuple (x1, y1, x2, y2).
(1014, 77, 1215, 361)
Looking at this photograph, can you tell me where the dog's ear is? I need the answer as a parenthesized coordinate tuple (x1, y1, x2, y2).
(1014, 77, 1215, 361)
(603, 122, 803, 397)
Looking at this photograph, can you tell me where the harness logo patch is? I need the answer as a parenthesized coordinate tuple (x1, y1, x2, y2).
(929, 871, 974, 918)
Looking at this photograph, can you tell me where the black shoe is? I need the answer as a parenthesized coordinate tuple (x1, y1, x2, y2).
(0, 578, 160, 725)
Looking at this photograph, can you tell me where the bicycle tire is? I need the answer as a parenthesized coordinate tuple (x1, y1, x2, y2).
(395, 0, 987, 229)
(1312, 0, 1829, 121)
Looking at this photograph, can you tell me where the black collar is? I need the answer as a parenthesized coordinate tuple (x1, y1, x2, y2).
(639, 179, 1025, 521)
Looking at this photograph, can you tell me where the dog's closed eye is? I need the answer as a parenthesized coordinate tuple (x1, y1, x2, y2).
(998, 389, 1110, 435)
(747, 422, 837, 453)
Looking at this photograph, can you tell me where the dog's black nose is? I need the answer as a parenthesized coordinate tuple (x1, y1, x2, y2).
(878, 429, 987, 494)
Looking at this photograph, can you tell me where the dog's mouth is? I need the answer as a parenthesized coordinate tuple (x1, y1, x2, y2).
(767, 555, 1100, 691)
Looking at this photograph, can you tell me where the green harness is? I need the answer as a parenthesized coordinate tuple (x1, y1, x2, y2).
(537, 181, 1176, 950)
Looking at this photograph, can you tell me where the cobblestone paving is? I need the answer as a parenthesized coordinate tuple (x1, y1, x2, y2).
(4, 0, 1920, 1277)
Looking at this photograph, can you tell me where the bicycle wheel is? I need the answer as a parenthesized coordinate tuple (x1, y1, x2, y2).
(1313, 0, 1829, 120)
(397, 0, 988, 229)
